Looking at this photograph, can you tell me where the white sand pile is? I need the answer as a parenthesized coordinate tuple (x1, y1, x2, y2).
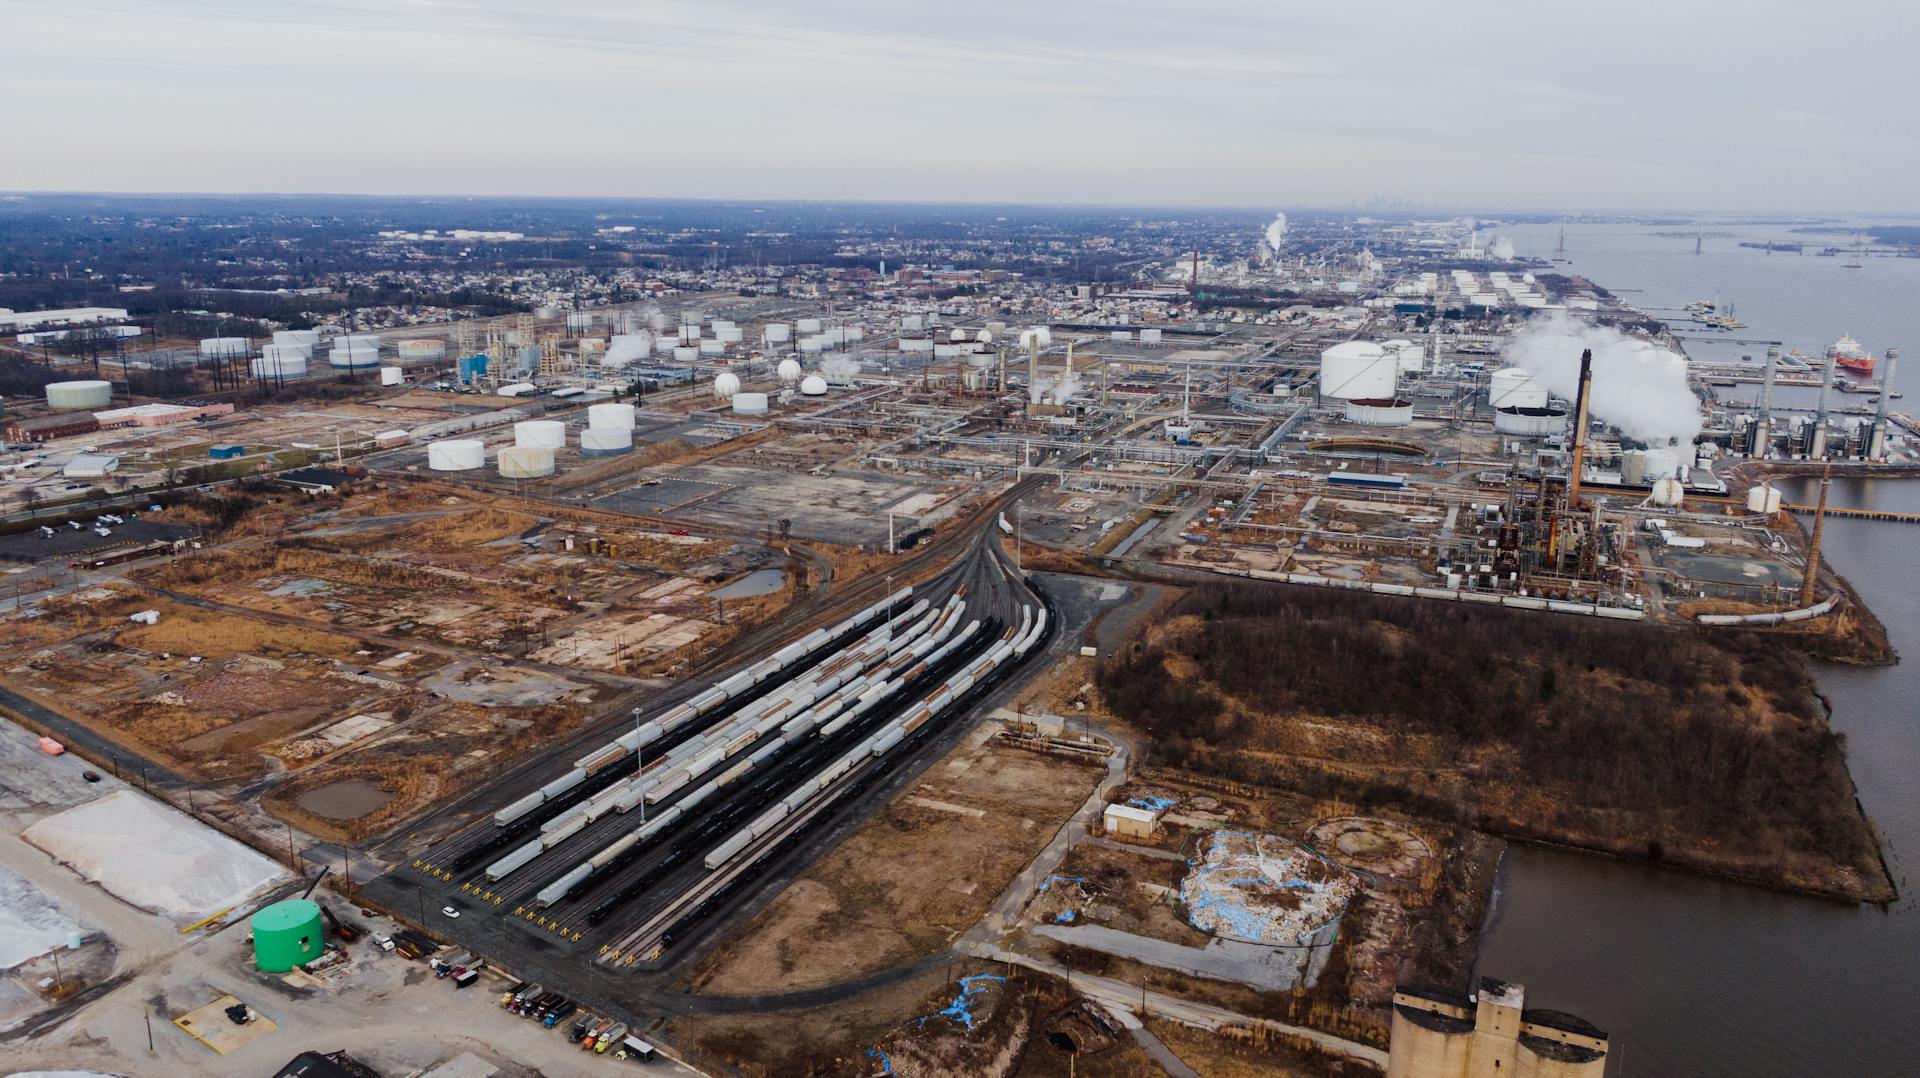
(0, 864, 85, 969)
(23, 790, 286, 921)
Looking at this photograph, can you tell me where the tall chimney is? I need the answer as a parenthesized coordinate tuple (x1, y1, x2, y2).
(1871, 349, 1898, 461)
(1752, 344, 1778, 457)
(1802, 463, 1832, 607)
(1811, 346, 1837, 458)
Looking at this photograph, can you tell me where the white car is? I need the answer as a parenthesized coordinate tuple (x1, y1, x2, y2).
(441, 906, 460, 919)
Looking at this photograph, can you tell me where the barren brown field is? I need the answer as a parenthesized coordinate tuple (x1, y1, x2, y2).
(686, 729, 1105, 996)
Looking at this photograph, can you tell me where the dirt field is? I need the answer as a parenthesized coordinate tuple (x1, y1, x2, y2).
(1149, 1017, 1376, 1077)
(671, 965, 1160, 1078)
(685, 727, 1107, 996)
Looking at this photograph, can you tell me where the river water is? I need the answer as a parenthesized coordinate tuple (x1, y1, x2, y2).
(1471, 222, 1920, 1075)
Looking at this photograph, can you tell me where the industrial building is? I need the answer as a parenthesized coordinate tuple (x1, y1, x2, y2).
(1387, 979, 1607, 1078)
(7, 412, 100, 443)
(0, 306, 130, 333)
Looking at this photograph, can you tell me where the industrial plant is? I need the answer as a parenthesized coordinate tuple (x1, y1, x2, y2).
(0, 198, 1905, 1078)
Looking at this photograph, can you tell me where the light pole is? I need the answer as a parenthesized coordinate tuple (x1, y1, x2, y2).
(631, 706, 646, 823)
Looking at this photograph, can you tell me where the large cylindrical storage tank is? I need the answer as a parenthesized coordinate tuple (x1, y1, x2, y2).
(654, 335, 678, 355)
(199, 336, 250, 359)
(1344, 397, 1414, 427)
(935, 343, 965, 358)
(498, 446, 556, 478)
(1383, 339, 1425, 375)
(843, 326, 865, 343)
(900, 314, 924, 331)
(1493, 406, 1568, 437)
(699, 338, 725, 356)
(1619, 450, 1647, 485)
(715, 326, 743, 345)
(796, 317, 822, 334)
(1746, 484, 1783, 514)
(677, 324, 701, 344)
(800, 375, 828, 396)
(272, 329, 319, 351)
(427, 439, 485, 471)
(581, 427, 633, 456)
(588, 402, 636, 430)
(397, 338, 446, 361)
(731, 391, 769, 416)
(329, 334, 381, 368)
(763, 323, 791, 344)
(252, 352, 308, 379)
(250, 899, 324, 972)
(899, 337, 933, 353)
(514, 420, 566, 449)
(799, 336, 826, 355)
(1489, 367, 1548, 410)
(46, 380, 113, 410)
(1641, 448, 1681, 483)
(673, 345, 700, 363)
(1319, 341, 1396, 400)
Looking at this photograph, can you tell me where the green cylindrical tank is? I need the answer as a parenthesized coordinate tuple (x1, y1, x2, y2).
(250, 899, 325, 972)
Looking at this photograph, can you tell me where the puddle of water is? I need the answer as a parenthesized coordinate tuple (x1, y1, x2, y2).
(710, 568, 786, 599)
(294, 779, 393, 820)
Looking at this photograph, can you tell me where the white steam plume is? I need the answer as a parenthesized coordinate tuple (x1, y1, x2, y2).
(1029, 370, 1084, 406)
(1018, 326, 1052, 350)
(603, 332, 651, 367)
(1487, 235, 1516, 260)
(644, 305, 668, 333)
(1505, 314, 1702, 446)
(821, 354, 861, 382)
(1261, 211, 1288, 258)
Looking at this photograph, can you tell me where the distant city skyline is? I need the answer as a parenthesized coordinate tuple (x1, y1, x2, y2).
(3, 0, 1915, 212)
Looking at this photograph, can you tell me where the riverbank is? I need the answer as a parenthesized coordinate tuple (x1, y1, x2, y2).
(1097, 582, 1894, 906)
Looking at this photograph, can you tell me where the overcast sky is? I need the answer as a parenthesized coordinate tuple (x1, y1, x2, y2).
(3, 0, 1914, 211)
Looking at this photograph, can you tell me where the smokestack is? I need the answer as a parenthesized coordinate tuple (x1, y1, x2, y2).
(1567, 349, 1595, 508)
(1871, 349, 1898, 460)
(1812, 346, 1837, 458)
(1802, 463, 1832, 607)
(1753, 344, 1778, 458)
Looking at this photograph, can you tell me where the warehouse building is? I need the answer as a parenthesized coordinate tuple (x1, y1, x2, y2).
(0, 306, 131, 332)
(7, 412, 100, 443)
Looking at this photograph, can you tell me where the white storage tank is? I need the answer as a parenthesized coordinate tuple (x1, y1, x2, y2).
(587, 402, 636, 430)
(777, 358, 803, 384)
(654, 335, 679, 355)
(498, 446, 556, 479)
(843, 326, 865, 343)
(763, 323, 791, 344)
(673, 345, 700, 364)
(513, 420, 567, 449)
(699, 338, 726, 356)
(1746, 484, 1783, 514)
(580, 427, 633, 456)
(900, 314, 924, 331)
(1489, 367, 1548, 410)
(199, 336, 250, 359)
(1650, 476, 1686, 506)
(731, 391, 769, 416)
(934, 343, 965, 358)
(272, 329, 319, 351)
(1319, 341, 1396, 400)
(379, 366, 403, 386)
(1641, 448, 1682, 484)
(329, 334, 381, 368)
(796, 317, 822, 334)
(251, 353, 308, 379)
(427, 439, 484, 471)
(899, 337, 933, 353)
(1140, 328, 1163, 345)
(1494, 406, 1569, 437)
(677, 324, 701, 344)
(397, 338, 446, 360)
(799, 336, 826, 355)
(799, 375, 828, 396)
(715, 326, 743, 345)
(1344, 397, 1415, 427)
(45, 379, 113, 410)
(1384, 339, 1425, 375)
(713, 372, 740, 400)
(949, 328, 969, 343)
